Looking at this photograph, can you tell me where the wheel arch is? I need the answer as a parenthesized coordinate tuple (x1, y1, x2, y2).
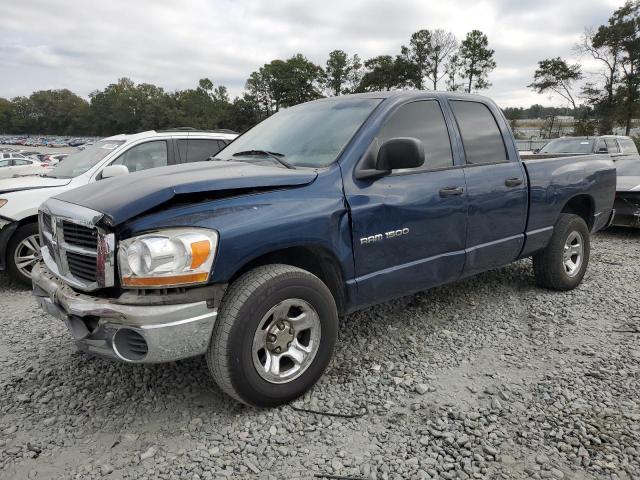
(560, 194, 595, 230)
(227, 245, 347, 314)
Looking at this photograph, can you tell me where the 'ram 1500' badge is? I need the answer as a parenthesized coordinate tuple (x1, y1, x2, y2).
(360, 228, 410, 245)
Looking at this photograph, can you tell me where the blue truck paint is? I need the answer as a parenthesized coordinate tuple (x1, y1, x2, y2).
(50, 91, 616, 314)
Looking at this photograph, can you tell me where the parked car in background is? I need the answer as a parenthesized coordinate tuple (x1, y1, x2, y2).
(535, 135, 639, 157)
(42, 154, 69, 165)
(68, 138, 86, 147)
(1, 153, 26, 159)
(30, 92, 615, 407)
(611, 158, 640, 228)
(0, 158, 48, 179)
(0, 128, 237, 284)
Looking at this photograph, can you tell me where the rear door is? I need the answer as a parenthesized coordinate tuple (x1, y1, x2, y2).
(344, 99, 468, 305)
(0, 159, 12, 178)
(449, 99, 528, 276)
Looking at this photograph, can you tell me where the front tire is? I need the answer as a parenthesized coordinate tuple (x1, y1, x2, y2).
(533, 214, 590, 291)
(207, 264, 338, 407)
(7, 223, 40, 286)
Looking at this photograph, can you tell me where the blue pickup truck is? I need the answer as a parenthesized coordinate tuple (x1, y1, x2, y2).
(31, 92, 616, 407)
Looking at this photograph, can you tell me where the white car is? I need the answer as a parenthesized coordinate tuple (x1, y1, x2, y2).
(0, 157, 48, 179)
(0, 129, 237, 284)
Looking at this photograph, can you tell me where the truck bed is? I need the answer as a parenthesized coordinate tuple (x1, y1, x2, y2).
(519, 153, 616, 257)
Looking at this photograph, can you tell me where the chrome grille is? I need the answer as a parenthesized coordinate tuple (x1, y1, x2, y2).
(62, 221, 98, 250)
(38, 199, 115, 292)
(65, 251, 97, 282)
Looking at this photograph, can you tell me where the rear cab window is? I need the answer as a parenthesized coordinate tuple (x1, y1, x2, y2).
(617, 138, 638, 154)
(604, 138, 620, 154)
(450, 100, 508, 165)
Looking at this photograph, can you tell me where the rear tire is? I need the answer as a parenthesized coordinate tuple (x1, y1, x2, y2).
(207, 264, 338, 407)
(533, 214, 590, 291)
(7, 223, 40, 287)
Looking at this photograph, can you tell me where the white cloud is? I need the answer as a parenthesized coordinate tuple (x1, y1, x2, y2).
(0, 0, 628, 106)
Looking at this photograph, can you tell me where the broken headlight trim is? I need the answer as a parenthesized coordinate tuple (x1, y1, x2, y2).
(118, 228, 218, 288)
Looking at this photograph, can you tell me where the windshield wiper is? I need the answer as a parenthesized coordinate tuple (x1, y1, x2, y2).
(232, 150, 296, 170)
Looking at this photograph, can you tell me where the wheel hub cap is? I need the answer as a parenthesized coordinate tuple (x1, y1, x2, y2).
(14, 234, 41, 278)
(563, 230, 584, 277)
(266, 321, 295, 354)
(252, 298, 321, 384)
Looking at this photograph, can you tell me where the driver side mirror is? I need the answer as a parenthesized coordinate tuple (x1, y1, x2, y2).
(100, 165, 129, 180)
(376, 137, 425, 171)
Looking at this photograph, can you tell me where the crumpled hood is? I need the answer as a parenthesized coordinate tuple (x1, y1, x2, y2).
(0, 175, 72, 194)
(617, 176, 640, 192)
(54, 161, 318, 225)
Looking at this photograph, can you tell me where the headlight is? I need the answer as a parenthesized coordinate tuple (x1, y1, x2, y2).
(118, 228, 218, 288)
(0, 199, 7, 209)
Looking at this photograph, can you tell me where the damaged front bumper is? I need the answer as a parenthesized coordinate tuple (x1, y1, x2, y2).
(32, 262, 220, 363)
(611, 192, 640, 228)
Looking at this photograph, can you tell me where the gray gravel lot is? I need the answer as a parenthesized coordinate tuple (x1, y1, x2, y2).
(0, 229, 638, 480)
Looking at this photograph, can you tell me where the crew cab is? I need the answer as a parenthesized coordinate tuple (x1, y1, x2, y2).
(31, 92, 616, 407)
(0, 128, 237, 285)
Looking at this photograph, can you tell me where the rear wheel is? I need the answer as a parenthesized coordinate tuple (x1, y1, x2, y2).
(207, 264, 338, 407)
(533, 214, 590, 291)
(7, 223, 40, 286)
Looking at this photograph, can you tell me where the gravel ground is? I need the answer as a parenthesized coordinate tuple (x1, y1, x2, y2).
(0, 229, 638, 480)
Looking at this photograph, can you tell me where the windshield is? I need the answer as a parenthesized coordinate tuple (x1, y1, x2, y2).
(46, 140, 124, 178)
(539, 138, 595, 154)
(616, 159, 640, 176)
(218, 98, 381, 168)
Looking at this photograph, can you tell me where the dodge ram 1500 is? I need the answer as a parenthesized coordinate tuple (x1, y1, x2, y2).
(31, 92, 616, 407)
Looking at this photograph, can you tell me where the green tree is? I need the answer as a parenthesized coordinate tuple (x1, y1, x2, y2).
(458, 30, 496, 93)
(528, 57, 583, 110)
(402, 29, 458, 90)
(324, 50, 362, 95)
(357, 55, 415, 91)
(246, 54, 324, 115)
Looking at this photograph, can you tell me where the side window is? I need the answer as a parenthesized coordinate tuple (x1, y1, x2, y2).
(112, 141, 168, 173)
(450, 101, 508, 165)
(13, 159, 31, 166)
(0, 159, 10, 167)
(177, 139, 188, 162)
(378, 100, 453, 171)
(604, 138, 620, 153)
(618, 138, 639, 154)
(186, 139, 224, 162)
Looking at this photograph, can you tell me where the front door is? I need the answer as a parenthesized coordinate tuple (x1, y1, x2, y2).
(344, 99, 468, 306)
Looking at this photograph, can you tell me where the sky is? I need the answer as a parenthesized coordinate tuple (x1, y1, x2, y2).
(0, 0, 627, 108)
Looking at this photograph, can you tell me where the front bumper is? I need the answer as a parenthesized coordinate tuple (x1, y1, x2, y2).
(0, 217, 18, 270)
(32, 262, 218, 363)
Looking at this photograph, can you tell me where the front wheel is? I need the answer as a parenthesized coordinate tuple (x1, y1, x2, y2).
(533, 213, 590, 291)
(207, 264, 338, 407)
(7, 223, 40, 286)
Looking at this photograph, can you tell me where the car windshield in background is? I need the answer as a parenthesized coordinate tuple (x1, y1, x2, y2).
(218, 98, 381, 168)
(539, 138, 595, 154)
(46, 141, 125, 178)
(616, 159, 640, 176)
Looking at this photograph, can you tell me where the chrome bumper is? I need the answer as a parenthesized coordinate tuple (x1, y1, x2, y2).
(32, 262, 218, 363)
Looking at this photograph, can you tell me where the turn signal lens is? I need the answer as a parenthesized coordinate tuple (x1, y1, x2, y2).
(0, 199, 7, 209)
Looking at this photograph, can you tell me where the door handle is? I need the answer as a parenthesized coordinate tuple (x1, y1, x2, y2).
(505, 177, 523, 187)
(439, 186, 464, 197)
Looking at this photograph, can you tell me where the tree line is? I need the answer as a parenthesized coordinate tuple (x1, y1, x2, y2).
(1, 1, 637, 138)
(0, 29, 495, 136)
(527, 0, 640, 135)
